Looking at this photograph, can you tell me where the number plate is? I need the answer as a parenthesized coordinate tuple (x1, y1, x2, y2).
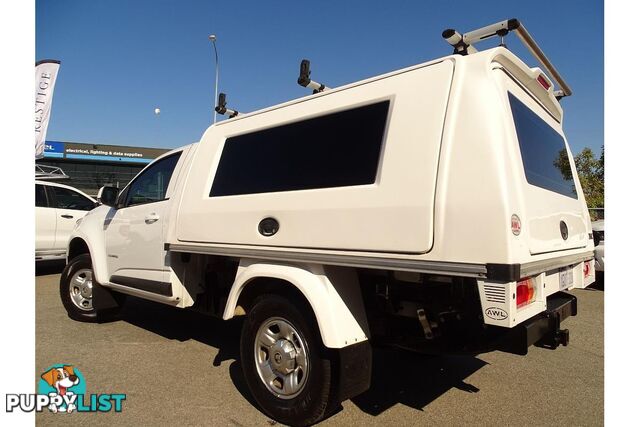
(559, 267, 574, 290)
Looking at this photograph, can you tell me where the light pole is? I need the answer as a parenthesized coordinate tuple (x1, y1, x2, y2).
(208, 34, 219, 124)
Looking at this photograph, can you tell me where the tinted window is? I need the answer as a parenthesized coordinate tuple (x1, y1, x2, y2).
(51, 187, 95, 211)
(36, 184, 48, 207)
(210, 100, 390, 197)
(125, 153, 180, 207)
(509, 93, 577, 199)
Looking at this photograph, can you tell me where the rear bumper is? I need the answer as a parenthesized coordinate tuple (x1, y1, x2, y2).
(502, 291, 577, 355)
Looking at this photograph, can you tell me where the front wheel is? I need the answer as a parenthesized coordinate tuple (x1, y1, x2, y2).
(60, 254, 124, 322)
(240, 294, 338, 426)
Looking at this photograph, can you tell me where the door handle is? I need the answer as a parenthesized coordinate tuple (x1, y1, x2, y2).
(144, 213, 160, 224)
(61, 214, 74, 219)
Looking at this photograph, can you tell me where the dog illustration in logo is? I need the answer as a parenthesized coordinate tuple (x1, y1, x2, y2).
(40, 365, 79, 412)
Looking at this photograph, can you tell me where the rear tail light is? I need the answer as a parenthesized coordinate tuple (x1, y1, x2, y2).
(537, 74, 551, 90)
(583, 262, 591, 278)
(516, 278, 536, 308)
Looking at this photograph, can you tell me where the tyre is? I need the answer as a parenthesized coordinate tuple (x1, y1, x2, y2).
(60, 254, 124, 322)
(240, 294, 338, 426)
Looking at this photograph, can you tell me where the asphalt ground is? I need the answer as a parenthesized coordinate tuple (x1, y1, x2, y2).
(35, 261, 603, 426)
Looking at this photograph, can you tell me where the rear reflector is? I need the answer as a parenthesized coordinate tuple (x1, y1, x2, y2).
(537, 75, 551, 90)
(516, 278, 535, 308)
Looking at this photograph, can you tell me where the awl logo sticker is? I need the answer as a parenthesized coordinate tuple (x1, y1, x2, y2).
(485, 307, 508, 320)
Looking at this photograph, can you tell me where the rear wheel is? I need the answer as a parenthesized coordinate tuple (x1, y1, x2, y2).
(240, 294, 338, 426)
(60, 254, 124, 322)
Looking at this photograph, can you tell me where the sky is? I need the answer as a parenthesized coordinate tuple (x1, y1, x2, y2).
(36, 0, 603, 154)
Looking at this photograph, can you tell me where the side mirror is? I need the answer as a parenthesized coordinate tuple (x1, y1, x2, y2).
(97, 186, 119, 207)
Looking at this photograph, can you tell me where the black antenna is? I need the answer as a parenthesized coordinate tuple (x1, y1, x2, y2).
(297, 59, 329, 94)
(214, 92, 240, 118)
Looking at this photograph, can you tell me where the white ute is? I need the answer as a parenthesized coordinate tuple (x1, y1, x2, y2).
(36, 179, 96, 261)
(61, 19, 595, 426)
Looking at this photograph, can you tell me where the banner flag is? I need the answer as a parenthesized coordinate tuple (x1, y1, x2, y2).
(35, 59, 61, 159)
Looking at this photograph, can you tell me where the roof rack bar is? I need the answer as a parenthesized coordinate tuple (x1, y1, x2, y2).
(215, 92, 240, 118)
(35, 164, 69, 180)
(442, 18, 572, 98)
(298, 59, 330, 94)
(511, 23, 572, 97)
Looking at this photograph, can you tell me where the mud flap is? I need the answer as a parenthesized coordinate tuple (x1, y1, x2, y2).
(92, 281, 125, 312)
(336, 341, 372, 401)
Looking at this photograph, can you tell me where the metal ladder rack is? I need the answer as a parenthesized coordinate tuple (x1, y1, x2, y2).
(35, 164, 69, 180)
(442, 18, 572, 99)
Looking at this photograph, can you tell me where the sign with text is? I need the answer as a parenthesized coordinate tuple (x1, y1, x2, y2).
(44, 141, 168, 164)
(35, 60, 61, 159)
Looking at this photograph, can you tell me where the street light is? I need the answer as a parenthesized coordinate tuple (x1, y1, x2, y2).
(208, 34, 219, 124)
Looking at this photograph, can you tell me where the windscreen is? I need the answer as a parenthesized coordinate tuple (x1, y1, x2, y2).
(509, 92, 577, 199)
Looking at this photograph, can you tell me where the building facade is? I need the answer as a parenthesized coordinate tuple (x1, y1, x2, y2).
(37, 141, 170, 195)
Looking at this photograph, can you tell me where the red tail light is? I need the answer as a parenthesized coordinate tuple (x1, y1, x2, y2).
(583, 262, 591, 278)
(537, 75, 551, 90)
(516, 278, 535, 308)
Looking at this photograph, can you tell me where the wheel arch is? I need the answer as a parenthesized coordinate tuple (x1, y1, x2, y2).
(66, 231, 109, 285)
(223, 259, 369, 349)
(68, 237, 90, 262)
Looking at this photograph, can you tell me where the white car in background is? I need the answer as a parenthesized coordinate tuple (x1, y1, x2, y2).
(592, 219, 604, 280)
(36, 180, 96, 261)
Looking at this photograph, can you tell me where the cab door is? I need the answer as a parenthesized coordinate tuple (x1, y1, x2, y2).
(104, 152, 181, 296)
(35, 183, 56, 252)
(48, 185, 96, 251)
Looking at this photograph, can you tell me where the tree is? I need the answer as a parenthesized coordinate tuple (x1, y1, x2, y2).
(573, 146, 604, 209)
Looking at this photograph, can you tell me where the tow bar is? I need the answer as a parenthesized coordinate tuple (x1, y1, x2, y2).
(504, 292, 577, 355)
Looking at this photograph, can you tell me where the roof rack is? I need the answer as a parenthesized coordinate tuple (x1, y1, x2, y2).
(215, 92, 241, 118)
(297, 59, 330, 94)
(442, 18, 572, 99)
(35, 164, 69, 180)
